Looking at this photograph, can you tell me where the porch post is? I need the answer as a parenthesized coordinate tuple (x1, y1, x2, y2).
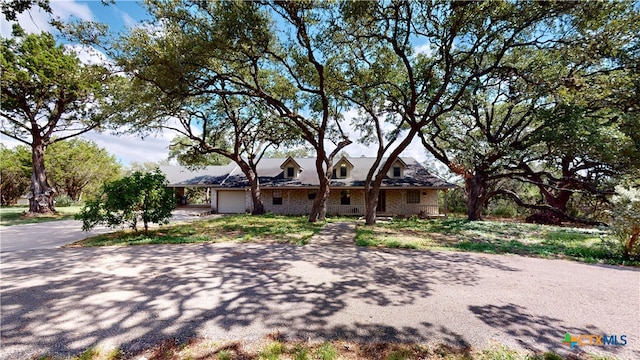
(444, 189, 449, 218)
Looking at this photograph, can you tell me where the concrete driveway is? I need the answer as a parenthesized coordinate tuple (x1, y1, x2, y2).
(0, 208, 211, 252)
(1, 239, 638, 359)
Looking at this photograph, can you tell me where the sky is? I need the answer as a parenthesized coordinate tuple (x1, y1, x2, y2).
(0, 0, 431, 167)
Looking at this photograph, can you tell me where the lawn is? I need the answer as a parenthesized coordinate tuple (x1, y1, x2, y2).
(68, 213, 634, 265)
(69, 213, 325, 247)
(356, 218, 634, 265)
(0, 206, 82, 226)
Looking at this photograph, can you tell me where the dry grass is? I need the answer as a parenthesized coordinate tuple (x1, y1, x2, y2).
(35, 336, 618, 360)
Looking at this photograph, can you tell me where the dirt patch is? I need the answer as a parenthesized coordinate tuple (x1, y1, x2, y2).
(107, 336, 596, 360)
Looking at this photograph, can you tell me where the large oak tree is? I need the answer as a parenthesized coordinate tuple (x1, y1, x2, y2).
(101, 0, 351, 221)
(417, 1, 640, 222)
(339, 0, 600, 224)
(1, 28, 114, 213)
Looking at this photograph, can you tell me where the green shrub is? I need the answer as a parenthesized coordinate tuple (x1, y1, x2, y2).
(54, 194, 77, 207)
(315, 342, 337, 360)
(441, 187, 466, 214)
(491, 204, 518, 218)
(258, 341, 284, 360)
(387, 348, 412, 360)
(610, 186, 640, 260)
(77, 169, 176, 234)
(217, 350, 232, 360)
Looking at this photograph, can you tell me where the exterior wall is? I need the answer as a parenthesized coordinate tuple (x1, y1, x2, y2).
(384, 190, 404, 215)
(210, 189, 217, 212)
(245, 190, 252, 213)
(325, 189, 365, 216)
(257, 187, 440, 217)
(262, 189, 313, 215)
(381, 189, 439, 216)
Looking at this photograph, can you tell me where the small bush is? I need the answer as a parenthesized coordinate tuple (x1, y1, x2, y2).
(293, 344, 310, 360)
(490, 204, 518, 218)
(610, 186, 640, 260)
(259, 341, 284, 360)
(387, 348, 412, 360)
(54, 194, 77, 207)
(315, 342, 337, 360)
(441, 187, 466, 214)
(217, 350, 232, 360)
(525, 212, 562, 225)
(77, 169, 176, 234)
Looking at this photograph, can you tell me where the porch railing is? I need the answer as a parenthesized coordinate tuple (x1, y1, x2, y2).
(401, 204, 440, 216)
(326, 204, 365, 216)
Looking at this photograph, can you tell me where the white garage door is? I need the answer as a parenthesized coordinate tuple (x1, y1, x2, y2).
(218, 191, 247, 213)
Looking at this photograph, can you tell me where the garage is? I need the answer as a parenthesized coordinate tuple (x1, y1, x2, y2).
(217, 191, 247, 213)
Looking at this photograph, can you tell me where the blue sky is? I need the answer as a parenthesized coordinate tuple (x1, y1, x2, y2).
(1, 1, 430, 167)
(0, 1, 173, 166)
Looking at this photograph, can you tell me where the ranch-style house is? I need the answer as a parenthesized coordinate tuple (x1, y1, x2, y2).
(160, 156, 455, 217)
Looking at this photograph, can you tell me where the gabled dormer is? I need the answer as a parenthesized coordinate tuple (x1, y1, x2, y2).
(280, 157, 302, 179)
(332, 156, 354, 179)
(388, 157, 407, 178)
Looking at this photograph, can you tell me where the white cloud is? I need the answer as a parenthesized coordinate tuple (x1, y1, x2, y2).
(117, 9, 137, 29)
(1, 6, 50, 35)
(50, 0, 93, 22)
(414, 43, 433, 57)
(0, 134, 26, 148)
(82, 130, 176, 166)
(1, 0, 93, 36)
(64, 43, 111, 65)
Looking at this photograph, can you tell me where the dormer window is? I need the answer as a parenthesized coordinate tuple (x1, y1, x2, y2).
(280, 156, 302, 179)
(333, 156, 353, 179)
(388, 158, 407, 178)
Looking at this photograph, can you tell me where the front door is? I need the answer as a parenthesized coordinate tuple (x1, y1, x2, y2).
(376, 190, 386, 212)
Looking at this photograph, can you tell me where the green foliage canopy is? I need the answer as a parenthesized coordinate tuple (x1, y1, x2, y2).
(78, 169, 176, 234)
(0, 143, 31, 205)
(1, 0, 50, 21)
(1, 28, 115, 213)
(46, 138, 122, 201)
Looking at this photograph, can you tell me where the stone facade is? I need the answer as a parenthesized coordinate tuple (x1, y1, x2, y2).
(164, 157, 454, 216)
(252, 188, 441, 216)
(262, 189, 313, 215)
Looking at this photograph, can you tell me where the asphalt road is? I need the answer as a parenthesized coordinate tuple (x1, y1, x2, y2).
(1, 239, 638, 359)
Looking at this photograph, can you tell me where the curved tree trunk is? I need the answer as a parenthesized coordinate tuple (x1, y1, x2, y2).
(364, 182, 381, 226)
(236, 161, 265, 215)
(308, 157, 334, 223)
(248, 177, 265, 215)
(465, 174, 486, 221)
(309, 176, 330, 222)
(28, 141, 55, 214)
(539, 188, 572, 223)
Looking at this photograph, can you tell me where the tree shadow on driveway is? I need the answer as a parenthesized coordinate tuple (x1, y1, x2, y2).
(0, 243, 529, 359)
(469, 303, 638, 359)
